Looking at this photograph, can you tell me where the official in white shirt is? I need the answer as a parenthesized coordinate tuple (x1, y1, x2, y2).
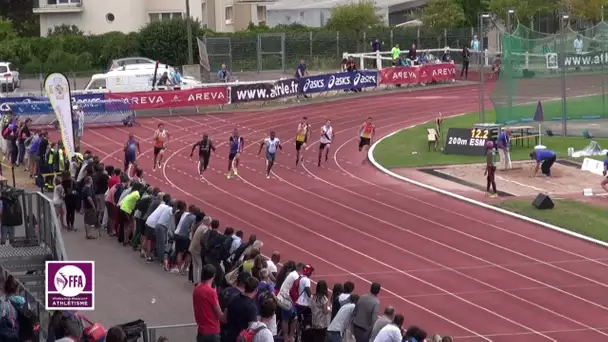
(318, 120, 334, 167)
(373, 314, 404, 342)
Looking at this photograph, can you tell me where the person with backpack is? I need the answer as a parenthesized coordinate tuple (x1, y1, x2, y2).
(0, 275, 30, 342)
(223, 275, 259, 342)
(204, 227, 234, 289)
(276, 262, 306, 342)
(255, 269, 277, 336)
(238, 297, 275, 342)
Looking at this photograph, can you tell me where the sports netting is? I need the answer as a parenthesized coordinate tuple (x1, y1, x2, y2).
(491, 22, 608, 136)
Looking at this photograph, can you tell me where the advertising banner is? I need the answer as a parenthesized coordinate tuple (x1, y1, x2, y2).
(553, 51, 608, 69)
(0, 93, 105, 114)
(230, 78, 299, 103)
(104, 87, 229, 109)
(380, 64, 456, 85)
(44, 72, 76, 158)
(299, 71, 379, 94)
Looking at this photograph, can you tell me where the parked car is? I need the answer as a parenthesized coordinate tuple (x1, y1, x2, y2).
(108, 57, 156, 71)
(0, 62, 20, 92)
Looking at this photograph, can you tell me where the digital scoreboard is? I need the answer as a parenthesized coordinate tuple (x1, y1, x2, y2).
(444, 128, 494, 156)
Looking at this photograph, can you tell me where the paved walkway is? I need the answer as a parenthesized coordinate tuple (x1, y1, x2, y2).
(62, 215, 196, 340)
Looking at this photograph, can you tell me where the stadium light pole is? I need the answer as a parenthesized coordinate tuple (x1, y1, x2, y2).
(506, 9, 514, 34)
(186, 0, 194, 65)
(478, 12, 491, 123)
(560, 14, 569, 136)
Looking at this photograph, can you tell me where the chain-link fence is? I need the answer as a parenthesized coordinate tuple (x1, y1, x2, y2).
(491, 22, 608, 137)
(200, 27, 479, 74)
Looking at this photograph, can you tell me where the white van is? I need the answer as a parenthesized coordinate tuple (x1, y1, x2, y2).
(84, 64, 201, 92)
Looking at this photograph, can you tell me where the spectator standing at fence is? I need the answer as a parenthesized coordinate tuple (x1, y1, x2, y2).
(407, 42, 418, 65)
(27, 131, 40, 178)
(53, 176, 67, 230)
(266, 251, 280, 285)
(17, 118, 31, 166)
(309, 280, 331, 342)
(373, 314, 404, 342)
(93, 164, 109, 226)
(296, 59, 309, 100)
(369, 306, 395, 342)
(72, 104, 84, 151)
(81, 176, 98, 239)
(470, 35, 480, 53)
(61, 170, 79, 231)
(224, 276, 260, 342)
(217, 64, 230, 82)
(351, 282, 381, 342)
(391, 44, 400, 65)
(190, 215, 213, 284)
(496, 128, 511, 170)
(574, 35, 583, 54)
(145, 193, 172, 261)
(173, 204, 197, 273)
(326, 294, 359, 342)
(194, 264, 224, 342)
(461, 46, 471, 79)
(371, 39, 382, 52)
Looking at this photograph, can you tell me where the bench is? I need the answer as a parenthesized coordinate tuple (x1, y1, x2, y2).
(427, 128, 439, 151)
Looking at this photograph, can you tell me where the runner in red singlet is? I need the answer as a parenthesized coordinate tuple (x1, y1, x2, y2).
(152, 124, 170, 171)
(358, 117, 375, 164)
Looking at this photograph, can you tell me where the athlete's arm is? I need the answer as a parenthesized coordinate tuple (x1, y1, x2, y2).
(190, 142, 200, 157)
(123, 142, 128, 153)
(210, 140, 216, 152)
(370, 125, 376, 141)
(239, 137, 245, 152)
(257, 141, 265, 155)
(358, 124, 365, 136)
(136, 142, 141, 154)
(278, 140, 283, 151)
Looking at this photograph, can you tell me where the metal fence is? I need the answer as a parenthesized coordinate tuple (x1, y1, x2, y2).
(0, 189, 67, 341)
(200, 27, 484, 73)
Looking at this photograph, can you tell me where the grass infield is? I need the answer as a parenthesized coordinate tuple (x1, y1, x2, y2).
(495, 199, 608, 242)
(373, 110, 608, 169)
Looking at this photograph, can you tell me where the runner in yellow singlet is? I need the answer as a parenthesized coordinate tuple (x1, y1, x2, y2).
(295, 116, 311, 166)
(152, 123, 170, 171)
(358, 117, 376, 164)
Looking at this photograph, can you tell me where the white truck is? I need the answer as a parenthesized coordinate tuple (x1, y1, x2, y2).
(83, 63, 201, 92)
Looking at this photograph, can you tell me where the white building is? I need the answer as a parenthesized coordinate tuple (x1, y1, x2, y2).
(32, 0, 273, 36)
(267, 0, 423, 28)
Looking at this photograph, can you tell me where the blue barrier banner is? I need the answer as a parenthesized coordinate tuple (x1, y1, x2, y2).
(0, 93, 106, 114)
(299, 71, 378, 94)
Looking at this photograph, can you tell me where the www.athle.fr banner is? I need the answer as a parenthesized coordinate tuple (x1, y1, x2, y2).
(44, 73, 75, 158)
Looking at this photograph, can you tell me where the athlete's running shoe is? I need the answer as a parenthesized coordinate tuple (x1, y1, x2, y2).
(233, 168, 238, 175)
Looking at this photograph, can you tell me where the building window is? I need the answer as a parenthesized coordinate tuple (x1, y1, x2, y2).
(48, 0, 80, 4)
(149, 12, 184, 22)
(257, 6, 266, 22)
(225, 6, 233, 24)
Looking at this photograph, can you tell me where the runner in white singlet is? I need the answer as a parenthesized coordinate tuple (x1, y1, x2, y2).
(258, 131, 282, 179)
(318, 120, 334, 167)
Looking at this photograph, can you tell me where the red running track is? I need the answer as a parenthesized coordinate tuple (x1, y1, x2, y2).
(81, 85, 608, 341)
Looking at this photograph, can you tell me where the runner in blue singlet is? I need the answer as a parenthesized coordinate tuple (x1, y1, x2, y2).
(123, 133, 140, 172)
(227, 128, 244, 179)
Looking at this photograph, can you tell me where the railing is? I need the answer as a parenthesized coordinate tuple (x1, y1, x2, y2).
(0, 65, 459, 118)
(0, 189, 67, 341)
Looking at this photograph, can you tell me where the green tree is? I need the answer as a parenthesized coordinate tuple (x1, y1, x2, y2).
(0, 0, 39, 36)
(421, 0, 467, 29)
(455, 0, 489, 27)
(137, 18, 203, 67)
(488, 0, 557, 26)
(559, 0, 608, 23)
(0, 17, 16, 41)
(325, 1, 382, 51)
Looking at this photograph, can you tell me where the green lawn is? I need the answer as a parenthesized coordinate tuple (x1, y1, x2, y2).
(373, 109, 608, 168)
(496, 200, 608, 242)
(498, 94, 608, 124)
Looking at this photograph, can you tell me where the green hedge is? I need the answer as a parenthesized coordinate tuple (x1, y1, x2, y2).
(0, 19, 445, 75)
